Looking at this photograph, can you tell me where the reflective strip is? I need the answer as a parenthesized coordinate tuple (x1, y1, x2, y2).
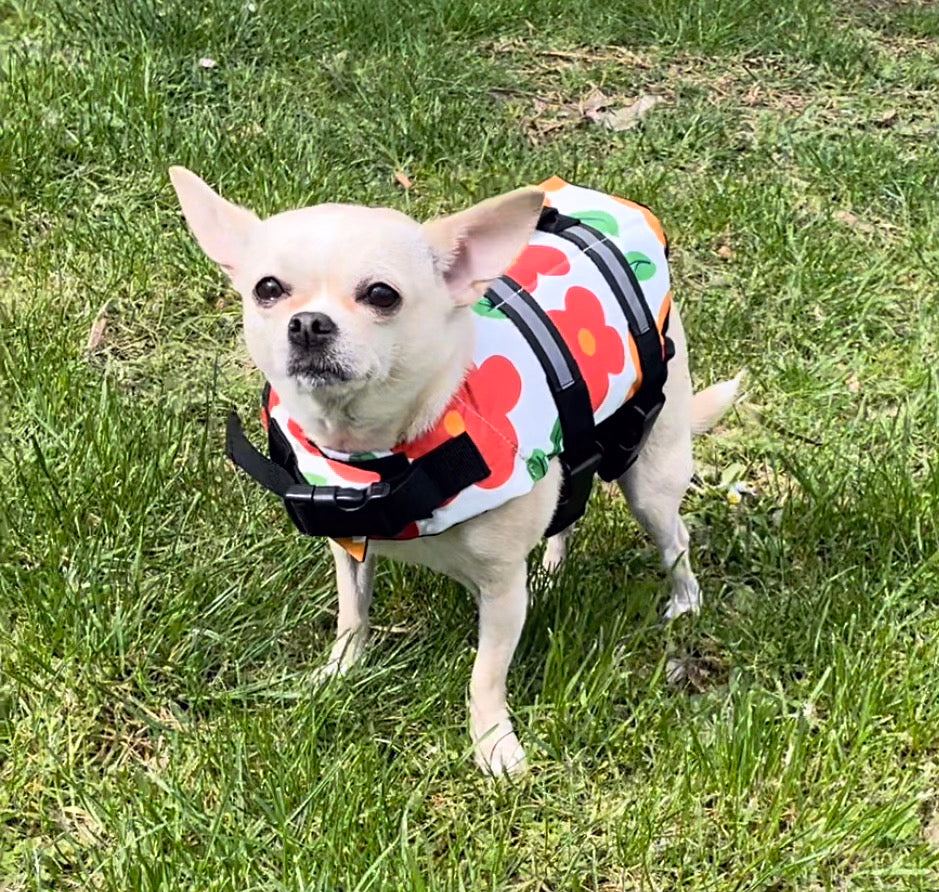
(560, 225, 651, 336)
(488, 278, 576, 389)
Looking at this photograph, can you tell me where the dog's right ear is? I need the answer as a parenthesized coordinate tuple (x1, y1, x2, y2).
(423, 188, 545, 306)
(169, 167, 258, 273)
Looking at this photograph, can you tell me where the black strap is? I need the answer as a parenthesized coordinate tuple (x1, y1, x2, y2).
(226, 410, 490, 539)
(485, 274, 600, 539)
(538, 207, 662, 373)
(536, 206, 672, 486)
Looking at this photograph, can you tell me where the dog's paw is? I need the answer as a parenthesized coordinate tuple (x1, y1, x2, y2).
(313, 630, 368, 684)
(312, 659, 350, 686)
(473, 722, 527, 777)
(663, 582, 701, 621)
(541, 530, 571, 575)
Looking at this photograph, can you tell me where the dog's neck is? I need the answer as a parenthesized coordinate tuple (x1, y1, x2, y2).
(276, 333, 474, 454)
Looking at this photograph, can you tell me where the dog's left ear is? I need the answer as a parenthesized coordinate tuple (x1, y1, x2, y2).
(169, 166, 258, 274)
(423, 188, 544, 306)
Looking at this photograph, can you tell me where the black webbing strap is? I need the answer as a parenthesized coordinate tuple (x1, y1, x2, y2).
(226, 410, 490, 539)
(538, 206, 662, 376)
(537, 206, 672, 484)
(485, 275, 600, 538)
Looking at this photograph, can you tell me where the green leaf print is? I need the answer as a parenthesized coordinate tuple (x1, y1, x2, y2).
(549, 417, 564, 456)
(626, 251, 656, 282)
(526, 449, 550, 482)
(303, 471, 329, 486)
(569, 209, 619, 237)
(472, 295, 508, 320)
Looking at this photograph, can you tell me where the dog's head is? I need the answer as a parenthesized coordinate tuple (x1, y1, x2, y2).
(170, 168, 543, 441)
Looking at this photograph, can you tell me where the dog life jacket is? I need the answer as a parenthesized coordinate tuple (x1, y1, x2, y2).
(226, 177, 674, 554)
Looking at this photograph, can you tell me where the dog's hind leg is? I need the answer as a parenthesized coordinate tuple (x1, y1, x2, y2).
(618, 311, 701, 620)
(620, 453, 700, 620)
(541, 525, 573, 573)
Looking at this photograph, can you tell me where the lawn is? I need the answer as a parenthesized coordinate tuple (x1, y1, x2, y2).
(2, 0, 939, 888)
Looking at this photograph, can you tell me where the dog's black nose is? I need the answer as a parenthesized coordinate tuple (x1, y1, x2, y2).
(287, 312, 337, 349)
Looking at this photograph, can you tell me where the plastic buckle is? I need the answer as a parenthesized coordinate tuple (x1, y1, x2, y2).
(285, 481, 391, 510)
(566, 448, 602, 480)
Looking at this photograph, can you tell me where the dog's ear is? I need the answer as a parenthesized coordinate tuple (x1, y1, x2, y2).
(423, 188, 544, 306)
(169, 166, 257, 273)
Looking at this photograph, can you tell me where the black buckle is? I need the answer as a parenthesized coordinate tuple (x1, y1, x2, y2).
(285, 481, 391, 510)
(596, 398, 665, 482)
(545, 444, 602, 537)
(565, 447, 602, 480)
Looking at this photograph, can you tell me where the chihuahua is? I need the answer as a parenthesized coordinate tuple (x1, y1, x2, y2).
(170, 167, 739, 776)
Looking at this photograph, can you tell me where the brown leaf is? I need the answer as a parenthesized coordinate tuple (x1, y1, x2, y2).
(86, 303, 109, 354)
(665, 643, 729, 693)
(834, 209, 875, 235)
(393, 169, 412, 190)
(875, 108, 898, 128)
(925, 810, 939, 849)
(716, 244, 734, 260)
(580, 87, 612, 122)
(596, 94, 664, 132)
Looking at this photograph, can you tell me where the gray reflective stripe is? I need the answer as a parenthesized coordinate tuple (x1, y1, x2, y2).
(489, 278, 575, 389)
(564, 225, 650, 335)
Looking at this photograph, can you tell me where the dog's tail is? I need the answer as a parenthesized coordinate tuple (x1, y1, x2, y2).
(691, 372, 744, 435)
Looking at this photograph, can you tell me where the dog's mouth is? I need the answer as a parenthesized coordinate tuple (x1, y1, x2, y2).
(287, 357, 353, 389)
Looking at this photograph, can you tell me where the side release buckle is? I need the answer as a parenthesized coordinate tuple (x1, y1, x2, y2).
(285, 482, 392, 509)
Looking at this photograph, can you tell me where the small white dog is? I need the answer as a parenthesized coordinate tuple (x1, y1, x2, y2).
(170, 168, 739, 776)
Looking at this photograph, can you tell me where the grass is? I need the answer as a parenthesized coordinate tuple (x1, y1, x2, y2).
(2, 0, 939, 887)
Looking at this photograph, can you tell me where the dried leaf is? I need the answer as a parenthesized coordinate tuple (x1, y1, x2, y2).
(86, 303, 109, 354)
(925, 811, 939, 849)
(875, 108, 898, 128)
(597, 94, 664, 131)
(834, 209, 875, 235)
(665, 644, 729, 693)
(393, 169, 412, 190)
(716, 244, 734, 260)
(580, 88, 612, 122)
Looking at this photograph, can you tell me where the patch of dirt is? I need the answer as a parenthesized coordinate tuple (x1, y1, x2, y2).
(666, 637, 730, 693)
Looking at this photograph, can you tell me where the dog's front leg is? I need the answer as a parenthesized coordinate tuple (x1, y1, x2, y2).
(470, 562, 529, 776)
(317, 540, 375, 680)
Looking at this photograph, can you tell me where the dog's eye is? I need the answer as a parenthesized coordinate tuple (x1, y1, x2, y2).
(360, 282, 401, 312)
(253, 276, 288, 304)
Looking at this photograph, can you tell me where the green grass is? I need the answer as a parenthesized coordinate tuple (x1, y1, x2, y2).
(2, 0, 939, 888)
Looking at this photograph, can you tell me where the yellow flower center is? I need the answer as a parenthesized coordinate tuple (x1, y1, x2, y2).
(444, 410, 466, 437)
(577, 328, 597, 356)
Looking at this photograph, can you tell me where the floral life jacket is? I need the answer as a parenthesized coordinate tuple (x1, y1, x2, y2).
(226, 178, 674, 557)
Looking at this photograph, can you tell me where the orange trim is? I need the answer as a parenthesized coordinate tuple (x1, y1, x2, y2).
(657, 291, 673, 345)
(613, 196, 667, 247)
(539, 175, 568, 192)
(333, 537, 368, 561)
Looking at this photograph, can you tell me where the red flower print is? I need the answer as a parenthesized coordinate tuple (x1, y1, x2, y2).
(506, 244, 570, 294)
(395, 521, 421, 540)
(401, 355, 522, 490)
(287, 418, 381, 484)
(261, 387, 281, 430)
(548, 286, 625, 411)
